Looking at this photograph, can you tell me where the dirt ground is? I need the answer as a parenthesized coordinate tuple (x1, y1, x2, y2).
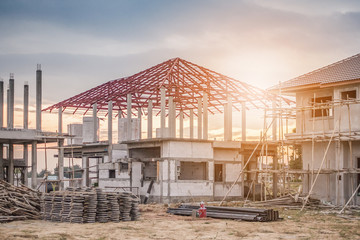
(0, 204, 359, 240)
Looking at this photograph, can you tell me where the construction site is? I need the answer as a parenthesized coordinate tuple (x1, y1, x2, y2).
(1, 54, 360, 239)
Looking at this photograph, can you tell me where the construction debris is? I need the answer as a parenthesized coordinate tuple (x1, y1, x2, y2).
(42, 188, 140, 223)
(246, 194, 323, 209)
(0, 180, 42, 222)
(167, 204, 281, 222)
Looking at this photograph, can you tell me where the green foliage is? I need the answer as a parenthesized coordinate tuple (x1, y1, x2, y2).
(289, 145, 302, 170)
(37, 164, 82, 178)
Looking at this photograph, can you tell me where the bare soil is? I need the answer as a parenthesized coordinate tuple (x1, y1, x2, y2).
(0, 204, 359, 240)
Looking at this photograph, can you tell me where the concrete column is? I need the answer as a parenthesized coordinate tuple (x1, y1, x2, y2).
(0, 80, 3, 128)
(58, 139, 64, 190)
(127, 93, 132, 140)
(108, 101, 113, 162)
(190, 109, 194, 139)
(23, 144, 28, 186)
(203, 93, 208, 140)
(82, 156, 89, 187)
(58, 107, 64, 190)
(242, 102, 246, 141)
(197, 98, 202, 139)
(168, 97, 176, 138)
(8, 142, 14, 184)
(9, 74, 14, 129)
(147, 100, 153, 139)
(24, 82, 29, 129)
(31, 141, 37, 189)
(58, 106, 62, 134)
(36, 65, 42, 131)
(224, 103, 229, 141)
(227, 96, 232, 141)
(179, 110, 184, 138)
(137, 107, 141, 139)
(92, 104, 97, 142)
(160, 87, 166, 138)
(0, 143, 3, 180)
(7, 88, 9, 128)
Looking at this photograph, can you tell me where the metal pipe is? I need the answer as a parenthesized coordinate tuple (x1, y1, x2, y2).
(58, 106, 64, 190)
(242, 102, 246, 141)
(138, 107, 141, 139)
(92, 103, 97, 142)
(36, 64, 42, 131)
(0, 143, 3, 180)
(190, 109, 194, 139)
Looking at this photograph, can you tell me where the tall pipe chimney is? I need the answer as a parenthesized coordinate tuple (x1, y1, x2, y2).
(36, 64, 42, 131)
(0, 80, 3, 128)
(24, 81, 29, 129)
(9, 74, 14, 129)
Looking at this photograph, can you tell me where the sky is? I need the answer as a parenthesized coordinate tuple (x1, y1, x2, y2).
(1, 0, 360, 172)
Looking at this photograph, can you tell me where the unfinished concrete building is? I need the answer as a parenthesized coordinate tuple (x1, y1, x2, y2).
(45, 57, 287, 202)
(0, 65, 65, 189)
(270, 53, 360, 206)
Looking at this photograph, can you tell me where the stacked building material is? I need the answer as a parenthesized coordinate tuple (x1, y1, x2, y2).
(95, 188, 109, 223)
(0, 180, 42, 222)
(107, 193, 120, 222)
(167, 205, 280, 222)
(119, 192, 132, 221)
(130, 196, 140, 221)
(41, 188, 140, 223)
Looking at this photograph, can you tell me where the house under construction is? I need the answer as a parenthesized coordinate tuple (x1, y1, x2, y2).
(269, 53, 360, 206)
(44, 57, 288, 203)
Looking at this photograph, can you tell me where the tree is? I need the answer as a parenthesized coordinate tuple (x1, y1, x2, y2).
(54, 164, 82, 178)
(289, 145, 302, 170)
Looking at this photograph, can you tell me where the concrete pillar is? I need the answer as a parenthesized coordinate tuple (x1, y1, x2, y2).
(92, 104, 97, 142)
(82, 156, 89, 187)
(160, 87, 166, 138)
(190, 109, 194, 139)
(24, 82, 29, 129)
(9, 74, 14, 129)
(23, 144, 28, 186)
(58, 107, 62, 134)
(197, 98, 202, 139)
(36, 65, 42, 131)
(147, 100, 153, 139)
(58, 107, 64, 190)
(242, 102, 246, 141)
(8, 143, 14, 184)
(169, 97, 176, 138)
(227, 96, 232, 141)
(7, 88, 9, 128)
(137, 107, 142, 139)
(0, 80, 3, 128)
(108, 101, 113, 162)
(0, 143, 3, 180)
(179, 110, 184, 138)
(31, 141, 37, 189)
(58, 139, 64, 190)
(127, 93, 132, 140)
(224, 103, 229, 141)
(203, 93, 208, 140)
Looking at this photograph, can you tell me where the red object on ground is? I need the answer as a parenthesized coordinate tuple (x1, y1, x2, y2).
(198, 202, 207, 218)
